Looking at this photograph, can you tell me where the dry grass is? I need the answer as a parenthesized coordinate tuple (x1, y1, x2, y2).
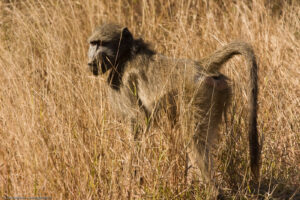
(0, 0, 299, 199)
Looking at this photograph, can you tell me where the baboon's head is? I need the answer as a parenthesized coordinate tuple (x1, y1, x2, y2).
(87, 24, 134, 76)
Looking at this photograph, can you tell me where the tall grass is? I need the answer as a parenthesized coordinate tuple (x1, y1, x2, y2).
(0, 0, 299, 199)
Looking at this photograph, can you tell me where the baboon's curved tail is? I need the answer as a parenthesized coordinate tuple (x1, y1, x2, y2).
(201, 41, 260, 181)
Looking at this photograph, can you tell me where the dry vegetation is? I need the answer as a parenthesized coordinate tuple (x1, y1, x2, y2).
(0, 0, 299, 199)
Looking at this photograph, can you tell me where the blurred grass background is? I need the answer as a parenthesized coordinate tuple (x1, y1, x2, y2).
(0, 0, 299, 199)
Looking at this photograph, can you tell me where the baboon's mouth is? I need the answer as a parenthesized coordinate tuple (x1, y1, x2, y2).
(89, 62, 111, 76)
(92, 65, 99, 76)
(88, 63, 99, 76)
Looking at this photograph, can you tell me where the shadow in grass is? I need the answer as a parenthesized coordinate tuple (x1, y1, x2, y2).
(215, 179, 300, 199)
(256, 179, 300, 200)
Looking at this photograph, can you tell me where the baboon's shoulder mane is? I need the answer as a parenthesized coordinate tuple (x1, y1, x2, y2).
(132, 38, 156, 57)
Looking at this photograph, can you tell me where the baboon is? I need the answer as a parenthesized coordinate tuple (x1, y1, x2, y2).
(87, 23, 260, 194)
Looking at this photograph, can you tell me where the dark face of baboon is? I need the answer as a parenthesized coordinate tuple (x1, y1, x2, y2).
(87, 24, 134, 76)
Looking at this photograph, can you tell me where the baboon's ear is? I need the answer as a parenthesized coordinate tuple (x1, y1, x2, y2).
(122, 27, 133, 40)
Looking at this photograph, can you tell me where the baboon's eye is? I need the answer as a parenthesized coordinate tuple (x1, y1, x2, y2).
(90, 40, 100, 46)
(90, 40, 109, 47)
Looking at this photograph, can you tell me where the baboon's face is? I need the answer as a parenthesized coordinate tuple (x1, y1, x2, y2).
(87, 24, 133, 76)
(87, 34, 118, 76)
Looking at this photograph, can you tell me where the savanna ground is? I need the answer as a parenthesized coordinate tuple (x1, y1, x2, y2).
(0, 0, 299, 199)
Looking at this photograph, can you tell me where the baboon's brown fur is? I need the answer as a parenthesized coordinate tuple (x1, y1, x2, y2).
(87, 23, 260, 192)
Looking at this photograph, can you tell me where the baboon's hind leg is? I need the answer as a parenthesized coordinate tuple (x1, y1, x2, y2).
(186, 75, 230, 197)
(186, 124, 220, 200)
(187, 125, 216, 183)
